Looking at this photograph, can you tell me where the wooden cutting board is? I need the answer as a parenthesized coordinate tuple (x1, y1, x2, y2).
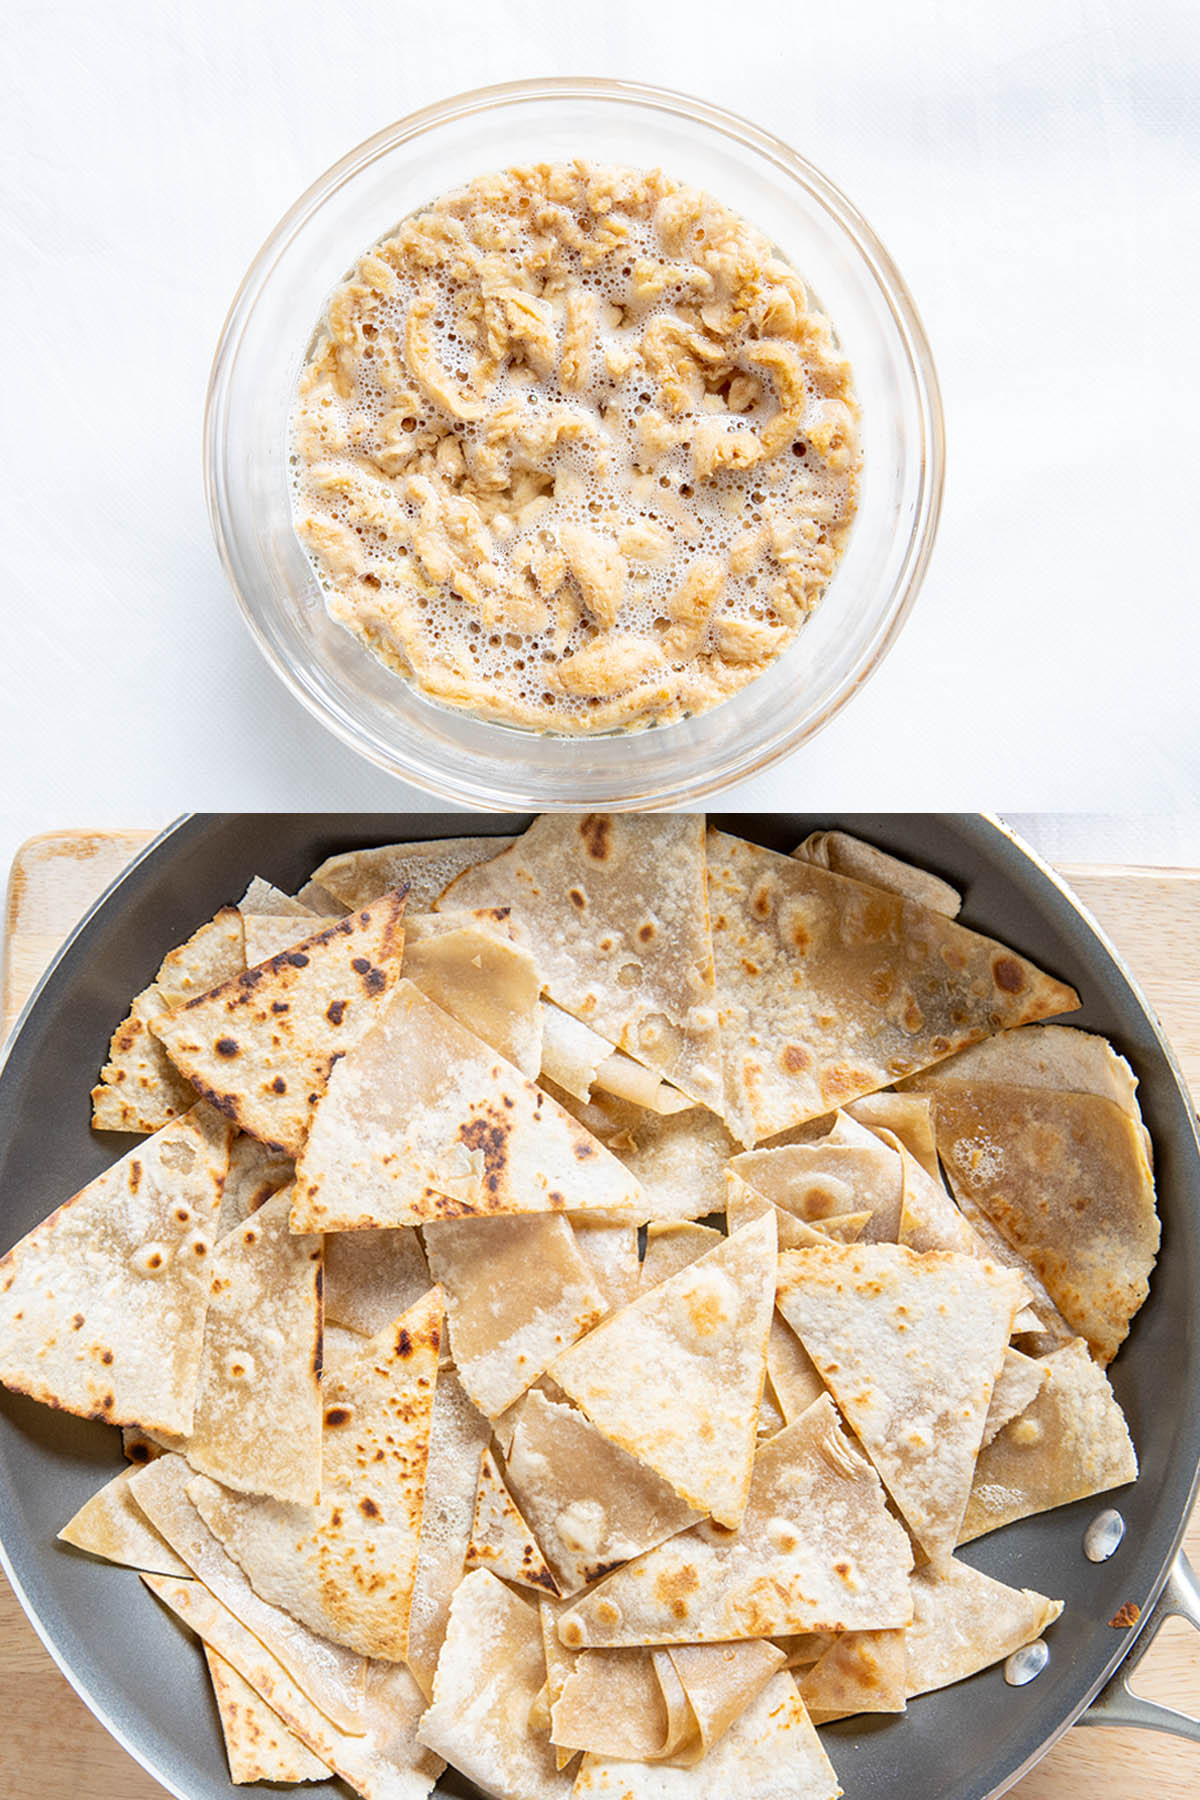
(1, 829, 1198, 1799)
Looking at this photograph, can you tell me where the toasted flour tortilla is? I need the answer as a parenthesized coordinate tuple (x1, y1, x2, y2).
(91, 907, 246, 1132)
(706, 829, 1080, 1145)
(793, 830, 962, 918)
(552, 1214, 776, 1527)
(142, 1574, 440, 1800)
(241, 914, 341, 964)
(731, 1113, 907, 1241)
(571, 1220, 640, 1310)
(725, 1174, 850, 1252)
(0, 1105, 231, 1433)
(150, 893, 408, 1156)
(552, 1647, 671, 1761)
(217, 1134, 294, 1236)
(204, 1644, 331, 1784)
(981, 1348, 1049, 1449)
(58, 1464, 190, 1578)
(311, 836, 517, 912)
(188, 1288, 442, 1662)
(846, 1091, 941, 1180)
(324, 1226, 430, 1338)
(571, 1671, 841, 1800)
(798, 1628, 907, 1721)
(765, 1316, 826, 1423)
(424, 1213, 606, 1418)
(416, 1569, 574, 1800)
(638, 1222, 724, 1292)
(405, 1366, 491, 1699)
(440, 815, 724, 1112)
(904, 1558, 1063, 1695)
(541, 1003, 693, 1113)
(556, 1397, 913, 1647)
(505, 1390, 702, 1596)
(547, 1079, 741, 1222)
(291, 981, 647, 1230)
(907, 1028, 1159, 1365)
(776, 1244, 1024, 1561)
(959, 1338, 1138, 1543)
(465, 1445, 558, 1593)
(666, 1641, 789, 1760)
(179, 1191, 324, 1505)
(403, 924, 543, 1076)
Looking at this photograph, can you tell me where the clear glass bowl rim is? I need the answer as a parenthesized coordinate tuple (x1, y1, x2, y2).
(204, 75, 946, 808)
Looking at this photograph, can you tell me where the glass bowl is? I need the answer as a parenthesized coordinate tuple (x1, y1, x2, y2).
(205, 78, 944, 808)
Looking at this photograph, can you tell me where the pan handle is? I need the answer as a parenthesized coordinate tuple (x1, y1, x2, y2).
(1077, 1549, 1200, 1743)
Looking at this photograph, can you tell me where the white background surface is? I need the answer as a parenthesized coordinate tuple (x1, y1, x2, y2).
(2, 0, 1198, 872)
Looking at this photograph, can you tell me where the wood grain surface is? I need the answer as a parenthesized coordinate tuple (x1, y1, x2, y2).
(1, 829, 1198, 1800)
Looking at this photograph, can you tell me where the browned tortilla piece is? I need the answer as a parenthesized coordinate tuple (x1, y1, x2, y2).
(846, 1092, 940, 1180)
(666, 1640, 789, 1759)
(546, 1079, 740, 1223)
(552, 1214, 776, 1527)
(59, 1465, 190, 1577)
(91, 907, 246, 1132)
(552, 1646, 671, 1760)
(571, 1671, 842, 1800)
(572, 1220, 640, 1309)
(506, 1390, 702, 1596)
(241, 914, 341, 964)
(793, 830, 962, 918)
(776, 1244, 1024, 1562)
(732, 1114, 906, 1240)
(290, 982, 647, 1230)
(882, 1133, 991, 1258)
(981, 1348, 1049, 1449)
(906, 1029, 1159, 1365)
(416, 1568, 575, 1800)
(311, 836, 517, 912)
(150, 892, 408, 1157)
(638, 1222, 724, 1292)
(238, 879, 320, 919)
(188, 1287, 442, 1662)
(706, 828, 1079, 1146)
(405, 1366, 491, 1699)
(465, 1445, 559, 1594)
(797, 1628, 907, 1721)
(403, 925, 543, 1077)
(0, 1104, 232, 1434)
(218, 1134, 294, 1236)
(142, 1574, 440, 1800)
(440, 814, 724, 1113)
(425, 1213, 606, 1418)
(766, 1315, 826, 1423)
(556, 1396, 913, 1647)
(180, 1191, 324, 1505)
(204, 1645, 331, 1784)
(725, 1174, 842, 1251)
(324, 1226, 430, 1337)
(959, 1338, 1137, 1544)
(128, 1454, 370, 1731)
(904, 1558, 1063, 1696)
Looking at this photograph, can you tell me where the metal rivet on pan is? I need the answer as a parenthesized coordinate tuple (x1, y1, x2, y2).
(1084, 1508, 1126, 1563)
(1004, 1640, 1050, 1686)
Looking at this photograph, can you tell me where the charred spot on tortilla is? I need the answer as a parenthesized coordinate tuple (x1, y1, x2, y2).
(326, 1000, 347, 1026)
(215, 1038, 239, 1058)
(580, 815, 612, 862)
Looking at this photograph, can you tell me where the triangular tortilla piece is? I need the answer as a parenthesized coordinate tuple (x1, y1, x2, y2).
(0, 1104, 232, 1433)
(150, 893, 408, 1157)
(904, 1558, 1063, 1696)
(666, 1641, 789, 1759)
(846, 1092, 940, 1181)
(241, 914, 340, 964)
(506, 1390, 702, 1596)
(404, 925, 543, 1077)
(793, 830, 962, 918)
(91, 908, 246, 1132)
(218, 1133, 294, 1235)
(542, 1595, 588, 1771)
(797, 1629, 907, 1721)
(416, 1568, 575, 1800)
(188, 1288, 442, 1662)
(311, 835, 518, 912)
(204, 1644, 331, 1784)
(59, 1465, 190, 1577)
(958, 1338, 1137, 1543)
(939, 1186, 1076, 1354)
(441, 814, 724, 1113)
(731, 1114, 907, 1240)
(405, 1366, 491, 1699)
(571, 1672, 842, 1800)
(906, 1028, 1159, 1365)
(552, 1647, 671, 1761)
(324, 1226, 430, 1337)
(982, 1348, 1049, 1449)
(547, 1080, 740, 1223)
(552, 1214, 777, 1527)
(238, 878, 320, 918)
(707, 828, 1080, 1146)
(180, 1190, 324, 1505)
(425, 1214, 606, 1417)
(571, 1221, 640, 1310)
(142, 1574, 440, 1800)
(725, 1173, 846, 1251)
(466, 1445, 558, 1594)
(291, 982, 648, 1230)
(776, 1244, 1024, 1562)
(766, 1315, 826, 1424)
(542, 1005, 693, 1114)
(638, 1222, 724, 1292)
(556, 1396, 913, 1647)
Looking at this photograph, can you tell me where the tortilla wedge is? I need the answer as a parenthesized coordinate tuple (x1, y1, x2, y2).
(706, 828, 1080, 1145)
(904, 1558, 1063, 1696)
(551, 1214, 777, 1528)
(465, 1445, 559, 1594)
(776, 1244, 1025, 1561)
(403, 924, 543, 1077)
(150, 892, 408, 1156)
(440, 814, 724, 1113)
(793, 830, 961, 918)
(405, 1366, 491, 1700)
(310, 836, 517, 913)
(324, 1226, 430, 1338)
(58, 1465, 190, 1578)
(797, 1628, 907, 1721)
(290, 981, 648, 1230)
(204, 1644, 331, 1784)
(0, 1104, 232, 1434)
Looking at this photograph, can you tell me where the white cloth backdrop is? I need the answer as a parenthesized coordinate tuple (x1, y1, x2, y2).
(1, 0, 1198, 867)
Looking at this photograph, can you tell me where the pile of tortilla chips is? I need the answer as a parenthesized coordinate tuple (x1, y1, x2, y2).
(0, 817, 1159, 1800)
